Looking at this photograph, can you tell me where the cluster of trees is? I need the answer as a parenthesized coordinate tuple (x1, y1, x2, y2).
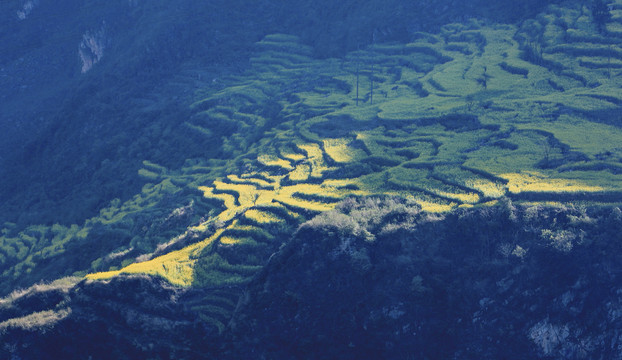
(230, 197, 622, 359)
(592, 0, 612, 33)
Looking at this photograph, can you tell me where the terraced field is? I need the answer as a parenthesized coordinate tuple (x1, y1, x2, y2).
(4, 2, 622, 333)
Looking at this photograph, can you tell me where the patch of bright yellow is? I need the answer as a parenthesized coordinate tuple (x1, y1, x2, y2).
(272, 184, 344, 212)
(280, 150, 306, 162)
(227, 174, 272, 188)
(199, 186, 237, 209)
(257, 154, 293, 170)
(465, 179, 507, 198)
(213, 181, 263, 207)
(86, 229, 225, 287)
(415, 200, 457, 213)
(501, 172, 605, 193)
(296, 143, 335, 177)
(323, 138, 361, 163)
(219, 236, 241, 245)
(288, 164, 310, 181)
(200, 183, 278, 223)
(244, 209, 284, 224)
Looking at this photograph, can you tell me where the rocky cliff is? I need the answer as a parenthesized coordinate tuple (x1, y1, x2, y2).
(3, 199, 622, 359)
(229, 199, 622, 359)
(2, 0, 622, 358)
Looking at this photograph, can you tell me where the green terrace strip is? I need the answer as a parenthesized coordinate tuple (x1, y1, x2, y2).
(3, 2, 622, 331)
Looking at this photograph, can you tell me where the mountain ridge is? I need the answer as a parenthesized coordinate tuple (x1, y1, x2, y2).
(3, 200, 622, 359)
(1, 0, 622, 358)
(0, 0, 559, 225)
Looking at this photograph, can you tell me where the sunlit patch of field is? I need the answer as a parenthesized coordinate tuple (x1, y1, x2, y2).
(414, 199, 457, 213)
(227, 174, 273, 189)
(257, 154, 293, 170)
(297, 143, 336, 178)
(86, 229, 225, 287)
(465, 179, 507, 198)
(323, 138, 365, 163)
(81, 12, 622, 330)
(501, 172, 605, 194)
(288, 164, 311, 182)
(244, 209, 285, 224)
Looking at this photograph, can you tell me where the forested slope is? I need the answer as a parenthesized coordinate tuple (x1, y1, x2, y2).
(1, 0, 622, 358)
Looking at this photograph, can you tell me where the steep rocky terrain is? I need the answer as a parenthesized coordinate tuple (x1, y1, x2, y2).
(228, 198, 622, 359)
(1, 0, 622, 358)
(229, 198, 622, 359)
(3, 199, 622, 359)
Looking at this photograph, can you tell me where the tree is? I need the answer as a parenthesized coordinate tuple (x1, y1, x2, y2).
(592, 0, 611, 34)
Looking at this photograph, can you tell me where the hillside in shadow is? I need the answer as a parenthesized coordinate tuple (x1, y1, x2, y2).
(2, 199, 622, 359)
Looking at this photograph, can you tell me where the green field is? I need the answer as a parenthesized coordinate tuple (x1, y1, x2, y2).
(3, 2, 622, 331)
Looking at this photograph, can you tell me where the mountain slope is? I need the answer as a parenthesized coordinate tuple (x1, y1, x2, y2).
(1, 1, 622, 358)
(3, 200, 622, 359)
(1, 0, 622, 318)
(0, 0, 559, 226)
(230, 198, 622, 359)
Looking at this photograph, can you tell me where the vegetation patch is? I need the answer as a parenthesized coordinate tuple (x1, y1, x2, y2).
(7, 5, 622, 328)
(501, 172, 605, 194)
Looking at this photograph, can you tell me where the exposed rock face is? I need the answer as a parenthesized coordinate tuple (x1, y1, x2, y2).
(229, 198, 622, 359)
(79, 24, 107, 73)
(3, 200, 622, 359)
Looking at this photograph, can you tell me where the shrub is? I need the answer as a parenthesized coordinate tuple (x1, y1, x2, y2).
(499, 62, 529, 77)
(592, 0, 611, 34)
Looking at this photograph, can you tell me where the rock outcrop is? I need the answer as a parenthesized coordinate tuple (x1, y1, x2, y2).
(229, 198, 622, 359)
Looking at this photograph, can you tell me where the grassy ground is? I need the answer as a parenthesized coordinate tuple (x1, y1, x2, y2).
(5, 1, 622, 331)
